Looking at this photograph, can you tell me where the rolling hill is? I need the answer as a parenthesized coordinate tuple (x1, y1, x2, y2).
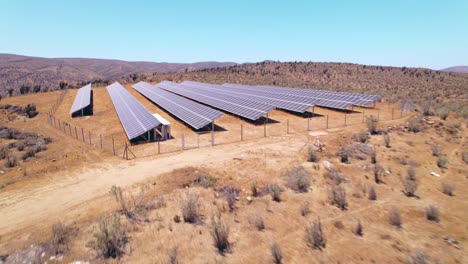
(441, 66, 468, 73)
(0, 54, 237, 96)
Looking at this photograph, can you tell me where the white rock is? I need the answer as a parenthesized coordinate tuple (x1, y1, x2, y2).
(430, 172, 440, 177)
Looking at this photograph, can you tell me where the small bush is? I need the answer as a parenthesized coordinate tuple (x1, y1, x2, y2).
(268, 183, 282, 202)
(110, 185, 152, 222)
(21, 147, 36, 160)
(403, 176, 418, 197)
(87, 215, 128, 259)
(368, 185, 377, 200)
(301, 202, 310, 216)
(426, 205, 440, 222)
(337, 147, 353, 163)
(226, 189, 237, 212)
(374, 165, 384, 184)
(307, 146, 320, 162)
(25, 103, 38, 118)
(353, 132, 370, 143)
(354, 221, 363, 236)
(4, 153, 17, 168)
(408, 115, 423, 133)
(195, 174, 217, 188)
(408, 250, 431, 264)
(284, 166, 311, 193)
(166, 246, 179, 264)
(253, 214, 265, 231)
(431, 144, 442, 157)
(181, 192, 201, 224)
(210, 216, 230, 255)
(407, 167, 416, 181)
(329, 184, 348, 210)
(436, 155, 447, 168)
(0, 146, 8, 159)
(389, 207, 402, 228)
(251, 181, 258, 197)
(50, 222, 72, 255)
(271, 242, 282, 264)
(16, 141, 25, 151)
(436, 107, 449, 120)
(441, 182, 455, 196)
(462, 151, 468, 164)
(305, 218, 326, 250)
(366, 115, 378, 134)
(370, 148, 377, 164)
(325, 168, 347, 184)
(384, 134, 391, 148)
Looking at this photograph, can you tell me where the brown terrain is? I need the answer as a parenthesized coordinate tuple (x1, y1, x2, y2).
(0, 61, 467, 263)
(0, 54, 237, 97)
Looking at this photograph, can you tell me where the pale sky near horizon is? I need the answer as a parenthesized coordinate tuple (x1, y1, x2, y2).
(0, 0, 467, 69)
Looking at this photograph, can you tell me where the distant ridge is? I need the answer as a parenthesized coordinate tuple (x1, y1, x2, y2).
(0, 53, 237, 96)
(440, 66, 468, 73)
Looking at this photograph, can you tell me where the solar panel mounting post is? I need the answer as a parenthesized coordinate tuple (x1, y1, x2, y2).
(75, 126, 78, 139)
(211, 122, 214, 146)
(264, 113, 268, 137)
(182, 132, 185, 150)
(241, 124, 243, 141)
(89, 131, 91, 145)
(326, 115, 329, 129)
(287, 119, 289, 134)
(81, 128, 84, 142)
(345, 112, 347, 126)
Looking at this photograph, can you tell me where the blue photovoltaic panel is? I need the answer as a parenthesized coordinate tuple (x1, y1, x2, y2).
(107, 82, 161, 140)
(69, 84, 91, 114)
(181, 81, 315, 113)
(222, 83, 355, 110)
(132, 81, 223, 129)
(158, 81, 274, 120)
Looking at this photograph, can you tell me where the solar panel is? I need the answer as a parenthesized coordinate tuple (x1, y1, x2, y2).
(182, 81, 315, 113)
(222, 83, 355, 110)
(132, 81, 223, 130)
(107, 82, 161, 140)
(157, 81, 275, 120)
(69, 84, 91, 114)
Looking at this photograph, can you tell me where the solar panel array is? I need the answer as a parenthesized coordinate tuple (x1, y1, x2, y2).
(157, 81, 275, 120)
(132, 81, 223, 129)
(69, 84, 91, 114)
(225, 83, 379, 108)
(107, 82, 161, 140)
(181, 81, 315, 113)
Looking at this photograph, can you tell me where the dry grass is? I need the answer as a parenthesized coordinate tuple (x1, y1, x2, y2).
(284, 166, 311, 193)
(389, 207, 402, 228)
(368, 185, 377, 200)
(441, 182, 455, 196)
(271, 242, 283, 264)
(181, 192, 201, 224)
(329, 184, 348, 210)
(305, 218, 326, 250)
(210, 216, 230, 255)
(87, 215, 128, 259)
(426, 205, 440, 222)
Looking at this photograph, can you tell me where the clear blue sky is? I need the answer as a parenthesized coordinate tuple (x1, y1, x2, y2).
(1, 0, 467, 69)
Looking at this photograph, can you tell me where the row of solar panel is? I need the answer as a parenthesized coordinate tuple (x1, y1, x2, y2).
(69, 84, 92, 114)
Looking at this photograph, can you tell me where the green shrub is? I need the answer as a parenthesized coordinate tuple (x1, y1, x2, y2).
(87, 215, 128, 259)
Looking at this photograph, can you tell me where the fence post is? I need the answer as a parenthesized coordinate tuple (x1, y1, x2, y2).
(211, 123, 214, 146)
(401, 109, 403, 118)
(158, 140, 160, 154)
(197, 133, 200, 148)
(308, 118, 310, 131)
(100, 134, 103, 149)
(81, 128, 85, 142)
(69, 125, 72, 136)
(58, 120, 61, 130)
(112, 136, 115, 155)
(287, 119, 289, 134)
(181, 132, 185, 150)
(89, 131, 91, 145)
(241, 124, 243, 141)
(362, 112, 365, 123)
(344, 113, 347, 126)
(75, 126, 78, 139)
(377, 109, 380, 121)
(326, 115, 329, 129)
(392, 108, 394, 120)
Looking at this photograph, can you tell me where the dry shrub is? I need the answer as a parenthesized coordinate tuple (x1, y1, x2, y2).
(50, 222, 73, 255)
(301, 202, 310, 216)
(408, 250, 430, 264)
(194, 174, 217, 188)
(210, 216, 230, 255)
(407, 167, 416, 181)
(87, 215, 128, 259)
(441, 182, 455, 196)
(426, 205, 440, 222)
(329, 184, 348, 210)
(110, 185, 153, 222)
(307, 146, 320, 162)
(436, 107, 449, 120)
(333, 220, 344, 229)
(251, 181, 258, 197)
(462, 151, 468, 164)
(0, 146, 8, 159)
(305, 218, 326, 250)
(253, 214, 265, 231)
(431, 144, 442, 157)
(436, 155, 447, 168)
(337, 146, 353, 163)
(353, 131, 370, 143)
(370, 148, 377, 164)
(266, 183, 282, 202)
(374, 165, 384, 184)
(284, 166, 311, 193)
(354, 221, 363, 236)
(271, 242, 283, 264)
(408, 115, 424, 133)
(384, 133, 391, 148)
(226, 189, 237, 212)
(324, 168, 347, 185)
(181, 192, 201, 224)
(368, 185, 377, 200)
(4, 153, 17, 168)
(366, 115, 378, 134)
(166, 246, 179, 264)
(403, 176, 418, 197)
(389, 207, 402, 228)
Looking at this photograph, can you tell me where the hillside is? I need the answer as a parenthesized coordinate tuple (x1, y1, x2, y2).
(441, 66, 468, 74)
(0, 54, 237, 96)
